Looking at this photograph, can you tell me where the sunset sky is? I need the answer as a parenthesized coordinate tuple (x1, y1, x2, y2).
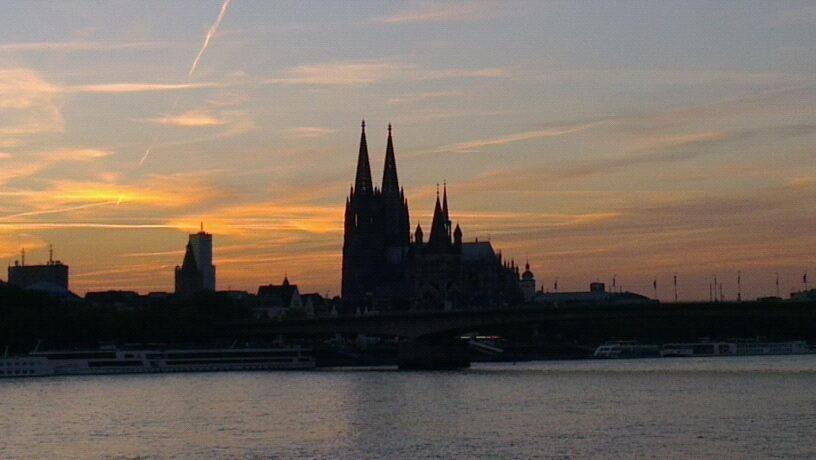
(0, 1, 814, 300)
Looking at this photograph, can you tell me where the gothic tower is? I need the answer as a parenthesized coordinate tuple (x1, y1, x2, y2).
(341, 121, 410, 309)
(381, 124, 410, 249)
(342, 120, 382, 307)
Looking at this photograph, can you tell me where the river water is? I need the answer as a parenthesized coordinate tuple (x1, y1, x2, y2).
(2, 356, 816, 458)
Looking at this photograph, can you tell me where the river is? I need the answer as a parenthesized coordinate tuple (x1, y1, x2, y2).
(2, 356, 816, 458)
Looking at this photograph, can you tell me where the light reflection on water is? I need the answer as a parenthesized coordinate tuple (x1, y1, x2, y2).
(2, 356, 816, 458)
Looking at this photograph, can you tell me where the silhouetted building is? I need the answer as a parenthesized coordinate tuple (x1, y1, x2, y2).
(175, 241, 203, 296)
(342, 122, 411, 310)
(7, 248, 69, 295)
(301, 293, 334, 317)
(790, 289, 816, 302)
(534, 282, 654, 306)
(257, 276, 306, 318)
(85, 290, 143, 309)
(341, 122, 522, 311)
(406, 190, 523, 310)
(520, 262, 536, 302)
(174, 228, 216, 295)
(189, 226, 216, 291)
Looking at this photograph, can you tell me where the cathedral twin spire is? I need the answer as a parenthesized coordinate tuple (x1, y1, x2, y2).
(350, 120, 456, 252)
(382, 123, 400, 196)
(354, 120, 373, 194)
(343, 121, 410, 303)
(354, 120, 401, 198)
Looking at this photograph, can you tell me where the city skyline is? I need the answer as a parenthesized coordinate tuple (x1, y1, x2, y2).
(0, 2, 815, 299)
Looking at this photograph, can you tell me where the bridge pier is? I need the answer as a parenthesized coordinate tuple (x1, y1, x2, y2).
(398, 336, 470, 370)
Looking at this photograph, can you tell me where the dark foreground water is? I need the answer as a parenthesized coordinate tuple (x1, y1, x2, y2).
(2, 356, 816, 458)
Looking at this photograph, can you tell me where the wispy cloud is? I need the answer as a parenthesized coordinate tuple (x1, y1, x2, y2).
(267, 61, 405, 86)
(387, 91, 461, 105)
(558, 131, 731, 179)
(71, 82, 218, 94)
(0, 201, 118, 220)
(372, 3, 495, 24)
(145, 110, 225, 127)
(265, 60, 508, 86)
(0, 147, 113, 185)
(534, 68, 816, 89)
(0, 68, 64, 136)
(421, 122, 598, 155)
(0, 66, 222, 144)
(285, 127, 336, 138)
(0, 41, 168, 53)
(0, 222, 174, 230)
(40, 148, 113, 161)
(168, 202, 344, 237)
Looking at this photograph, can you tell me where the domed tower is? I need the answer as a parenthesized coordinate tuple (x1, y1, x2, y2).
(520, 261, 536, 302)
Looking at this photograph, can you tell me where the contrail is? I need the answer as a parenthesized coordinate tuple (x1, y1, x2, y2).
(138, 0, 229, 168)
(189, 0, 232, 77)
(138, 147, 152, 166)
(0, 201, 119, 220)
(137, 95, 179, 166)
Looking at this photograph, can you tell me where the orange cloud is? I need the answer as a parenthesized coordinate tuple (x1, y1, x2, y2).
(168, 202, 344, 237)
(265, 60, 508, 86)
(40, 148, 113, 161)
(285, 127, 336, 138)
(0, 68, 64, 136)
(147, 110, 226, 127)
(72, 82, 218, 94)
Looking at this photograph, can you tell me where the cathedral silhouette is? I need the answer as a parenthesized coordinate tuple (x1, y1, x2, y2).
(342, 121, 523, 312)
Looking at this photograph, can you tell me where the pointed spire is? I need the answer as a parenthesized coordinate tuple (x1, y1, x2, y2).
(428, 190, 450, 250)
(382, 123, 400, 195)
(354, 119, 373, 194)
(453, 222, 462, 247)
(442, 181, 449, 221)
(283, 274, 290, 286)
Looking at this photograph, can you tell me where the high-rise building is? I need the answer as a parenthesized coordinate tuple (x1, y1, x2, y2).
(189, 226, 216, 291)
(174, 227, 216, 295)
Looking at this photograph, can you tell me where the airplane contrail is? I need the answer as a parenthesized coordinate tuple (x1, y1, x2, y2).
(138, 147, 152, 166)
(138, 0, 230, 169)
(189, 0, 232, 77)
(0, 201, 119, 220)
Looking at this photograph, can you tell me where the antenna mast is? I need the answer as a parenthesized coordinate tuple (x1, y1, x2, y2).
(776, 272, 780, 297)
(737, 271, 742, 302)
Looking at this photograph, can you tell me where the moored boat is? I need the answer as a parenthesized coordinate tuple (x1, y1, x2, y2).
(0, 345, 315, 378)
(593, 340, 660, 358)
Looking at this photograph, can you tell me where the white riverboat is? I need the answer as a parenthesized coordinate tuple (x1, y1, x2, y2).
(593, 340, 660, 358)
(660, 340, 815, 358)
(0, 345, 315, 378)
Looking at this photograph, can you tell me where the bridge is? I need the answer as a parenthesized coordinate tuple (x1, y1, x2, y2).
(228, 301, 816, 369)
